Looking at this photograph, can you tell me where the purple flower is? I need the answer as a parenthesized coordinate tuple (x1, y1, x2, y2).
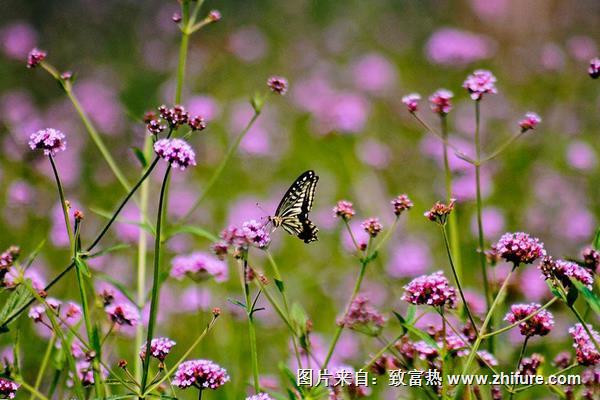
(429, 89, 453, 115)
(589, 57, 600, 79)
(425, 28, 494, 66)
(0, 377, 19, 399)
(105, 302, 140, 327)
(569, 323, 600, 366)
(424, 199, 456, 225)
(147, 119, 166, 135)
(172, 359, 230, 390)
(207, 10, 222, 22)
(463, 70, 497, 100)
(337, 296, 385, 336)
(188, 115, 206, 131)
(242, 220, 271, 248)
(140, 337, 176, 361)
(154, 138, 196, 170)
(0, 246, 19, 282)
(414, 340, 439, 360)
(170, 252, 228, 282)
(477, 350, 498, 367)
(26, 47, 46, 68)
(402, 271, 457, 308)
(495, 232, 546, 266)
(1, 22, 37, 60)
(246, 394, 274, 400)
(504, 303, 554, 337)
(158, 105, 189, 128)
(351, 53, 397, 93)
(391, 194, 413, 216)
(361, 218, 382, 238)
(519, 354, 544, 376)
(333, 200, 355, 221)
(583, 248, 600, 273)
(29, 128, 67, 156)
(539, 257, 594, 289)
(519, 112, 542, 132)
(401, 93, 421, 112)
(267, 76, 288, 95)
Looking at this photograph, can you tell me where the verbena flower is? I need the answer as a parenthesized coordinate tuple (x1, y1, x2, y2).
(0, 377, 19, 399)
(401, 93, 421, 112)
(170, 252, 228, 282)
(519, 353, 544, 375)
(158, 105, 189, 128)
(402, 271, 456, 308)
(504, 303, 554, 337)
(154, 138, 196, 170)
(188, 115, 206, 131)
(207, 10, 222, 22)
(140, 337, 176, 361)
(28, 298, 61, 324)
(29, 128, 67, 156)
(105, 302, 140, 327)
(424, 199, 455, 225)
(553, 352, 572, 369)
(539, 256, 594, 289)
(429, 89, 453, 115)
(414, 340, 438, 361)
(361, 218, 382, 238)
(0, 246, 19, 283)
(215, 221, 271, 255)
(147, 119, 165, 135)
(242, 220, 271, 248)
(172, 359, 230, 390)
(337, 295, 385, 336)
(463, 70, 497, 100)
(246, 393, 274, 400)
(267, 76, 288, 95)
(26, 47, 46, 68)
(569, 323, 600, 366)
(582, 248, 600, 273)
(391, 194, 413, 216)
(495, 232, 546, 266)
(477, 350, 498, 367)
(589, 57, 600, 79)
(519, 112, 542, 132)
(333, 200, 355, 221)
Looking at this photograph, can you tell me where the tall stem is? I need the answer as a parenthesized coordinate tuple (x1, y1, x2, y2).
(141, 166, 172, 392)
(242, 258, 260, 393)
(509, 336, 529, 400)
(29, 334, 55, 400)
(48, 156, 74, 251)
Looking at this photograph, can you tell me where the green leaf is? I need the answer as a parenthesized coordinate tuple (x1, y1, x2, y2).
(290, 303, 308, 334)
(275, 278, 285, 293)
(393, 311, 439, 348)
(593, 228, 600, 250)
(167, 225, 218, 242)
(572, 280, 600, 314)
(85, 244, 131, 259)
(278, 362, 301, 391)
(227, 298, 247, 310)
(74, 257, 91, 278)
(23, 239, 46, 269)
(0, 285, 34, 331)
(405, 305, 417, 324)
(566, 284, 579, 307)
(131, 147, 148, 167)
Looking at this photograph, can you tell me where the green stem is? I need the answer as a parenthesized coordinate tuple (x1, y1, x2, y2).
(440, 307, 447, 398)
(48, 156, 74, 251)
(242, 258, 260, 393)
(29, 334, 56, 400)
(16, 379, 49, 400)
(481, 131, 525, 163)
(141, 166, 172, 392)
(361, 333, 404, 370)
(509, 336, 529, 400)
(175, 32, 189, 104)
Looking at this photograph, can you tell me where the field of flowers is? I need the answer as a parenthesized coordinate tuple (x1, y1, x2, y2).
(0, 0, 599, 399)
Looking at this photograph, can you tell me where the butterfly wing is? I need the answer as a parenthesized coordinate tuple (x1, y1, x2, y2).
(274, 170, 319, 242)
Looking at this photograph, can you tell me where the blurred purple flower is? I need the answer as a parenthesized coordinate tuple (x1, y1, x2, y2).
(105, 302, 140, 327)
(386, 239, 431, 279)
(228, 26, 267, 63)
(540, 42, 565, 71)
(7, 180, 33, 206)
(469, 0, 509, 20)
(177, 287, 212, 314)
(337, 295, 385, 336)
(470, 207, 505, 238)
(425, 28, 495, 66)
(566, 141, 597, 171)
(170, 252, 228, 283)
(188, 95, 221, 121)
(566, 36, 597, 61)
(519, 112, 541, 132)
(590, 57, 600, 79)
(401, 93, 421, 113)
(341, 220, 370, 251)
(350, 53, 397, 94)
(75, 80, 124, 134)
(357, 138, 391, 169)
(1, 22, 37, 59)
(520, 267, 550, 302)
(320, 92, 370, 134)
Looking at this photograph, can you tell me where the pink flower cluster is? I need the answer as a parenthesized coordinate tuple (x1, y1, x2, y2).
(519, 112, 542, 132)
(213, 220, 271, 258)
(172, 359, 230, 389)
(569, 323, 600, 366)
(401, 93, 421, 112)
(0, 377, 19, 399)
(28, 298, 82, 327)
(429, 89, 453, 115)
(424, 199, 455, 225)
(589, 57, 600, 79)
(519, 354, 544, 375)
(246, 393, 274, 400)
(140, 337, 176, 361)
(337, 296, 385, 336)
(170, 252, 228, 282)
(267, 76, 288, 95)
(0, 246, 19, 283)
(401, 271, 456, 308)
(504, 303, 554, 337)
(333, 200, 355, 221)
(29, 128, 67, 156)
(361, 218, 382, 238)
(463, 70, 497, 100)
(495, 232, 546, 266)
(539, 257, 594, 289)
(391, 194, 413, 216)
(153, 138, 196, 170)
(105, 302, 140, 327)
(26, 47, 46, 68)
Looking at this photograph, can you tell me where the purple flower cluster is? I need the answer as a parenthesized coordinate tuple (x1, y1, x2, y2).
(569, 323, 600, 366)
(333, 200, 355, 221)
(215, 220, 271, 257)
(504, 303, 554, 337)
(26, 47, 46, 68)
(401, 93, 421, 112)
(267, 76, 288, 95)
(477, 350, 499, 367)
(429, 89, 453, 115)
(361, 218, 382, 238)
(519, 354, 544, 375)
(246, 393, 274, 400)
(539, 257, 594, 289)
(28, 298, 82, 327)
(463, 70, 497, 100)
(583, 248, 600, 273)
(402, 271, 456, 308)
(170, 252, 228, 282)
(337, 296, 385, 336)
(0, 246, 19, 283)
(242, 220, 271, 248)
(158, 105, 189, 128)
(172, 359, 230, 389)
(29, 128, 67, 156)
(207, 10, 222, 22)
(519, 112, 542, 132)
(391, 194, 413, 216)
(495, 232, 546, 266)
(140, 337, 176, 362)
(414, 340, 438, 361)
(153, 138, 196, 170)
(105, 302, 140, 327)
(589, 57, 600, 79)
(0, 377, 19, 399)
(424, 199, 455, 225)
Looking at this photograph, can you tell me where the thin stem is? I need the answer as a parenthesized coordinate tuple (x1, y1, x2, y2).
(440, 225, 478, 331)
(141, 165, 172, 392)
(48, 156, 74, 251)
(440, 307, 447, 398)
(175, 32, 189, 104)
(361, 333, 404, 370)
(509, 336, 529, 400)
(198, 388, 203, 400)
(481, 131, 525, 163)
(241, 259, 260, 394)
(15, 379, 49, 400)
(29, 334, 56, 400)
(343, 219, 363, 253)
(484, 297, 559, 338)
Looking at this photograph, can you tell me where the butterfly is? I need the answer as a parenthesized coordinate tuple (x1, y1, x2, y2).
(269, 170, 319, 243)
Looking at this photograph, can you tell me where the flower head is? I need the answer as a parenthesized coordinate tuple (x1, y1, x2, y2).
(207, 10, 222, 22)
(519, 354, 544, 376)
(242, 220, 271, 249)
(477, 350, 498, 367)
(172, 359, 230, 390)
(401, 93, 421, 112)
(188, 115, 206, 131)
(147, 119, 166, 135)
(246, 393, 274, 400)
(333, 200, 355, 221)
(504, 303, 554, 337)
(463, 70, 497, 100)
(28, 298, 61, 324)
(589, 57, 600, 79)
(337, 296, 385, 336)
(539, 256, 594, 289)
(424, 199, 456, 225)
(583, 248, 600, 273)
(29, 128, 67, 156)
(26, 48, 46, 68)
(154, 138, 196, 170)
(267, 76, 288, 95)
(519, 112, 542, 132)
(569, 323, 600, 366)
(402, 271, 456, 308)
(495, 232, 546, 266)
(414, 340, 439, 360)
(361, 218, 383, 238)
(0, 246, 19, 282)
(158, 105, 189, 128)
(105, 302, 139, 327)
(0, 377, 19, 399)
(391, 194, 413, 216)
(170, 252, 228, 282)
(140, 337, 176, 362)
(429, 89, 453, 115)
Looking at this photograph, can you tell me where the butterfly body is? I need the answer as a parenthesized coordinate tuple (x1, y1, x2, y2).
(270, 170, 319, 243)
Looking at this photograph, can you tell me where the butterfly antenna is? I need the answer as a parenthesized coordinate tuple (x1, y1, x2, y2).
(255, 202, 271, 228)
